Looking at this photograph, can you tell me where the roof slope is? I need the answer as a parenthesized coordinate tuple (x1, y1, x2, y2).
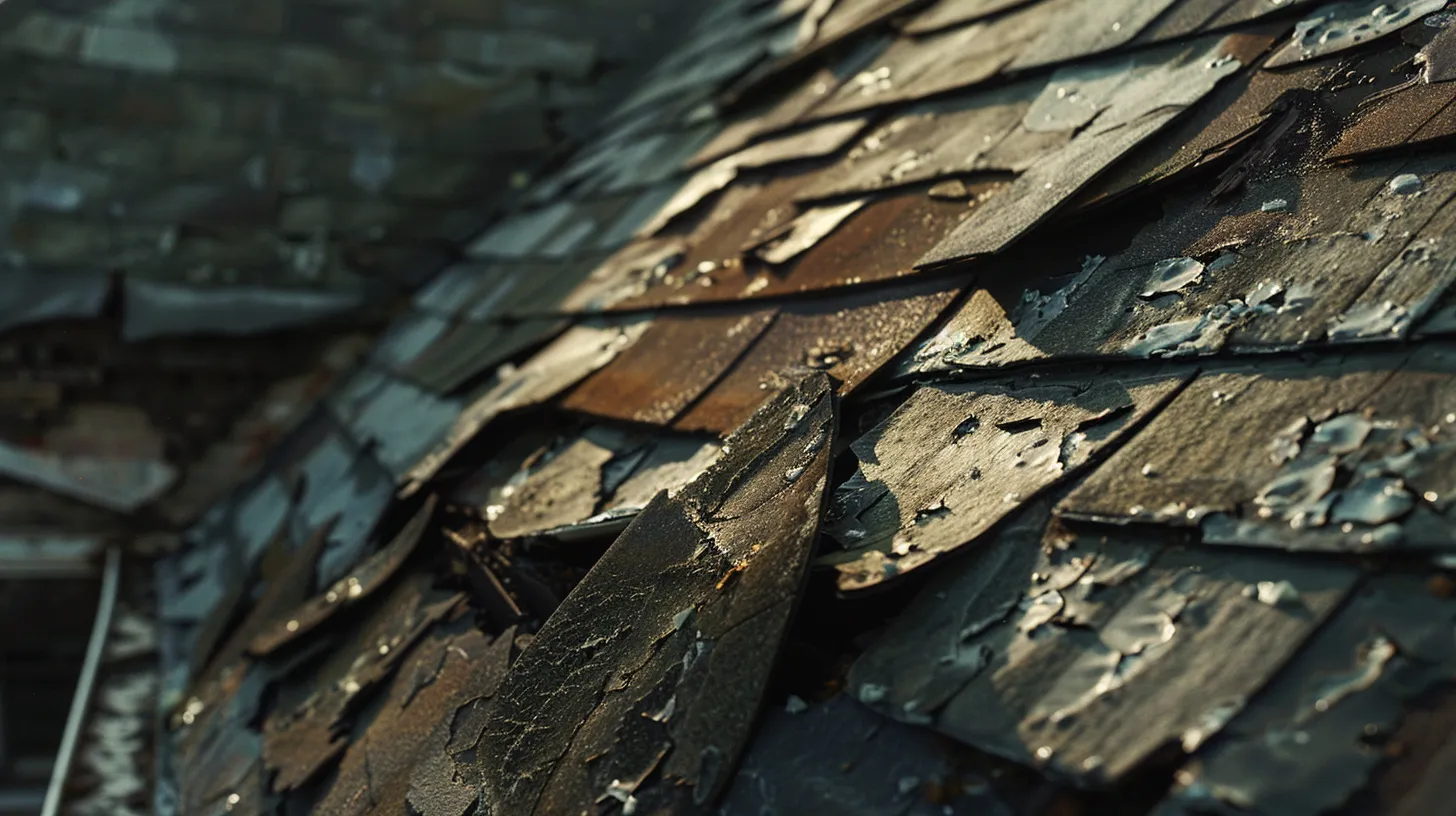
(159, 1, 1456, 814)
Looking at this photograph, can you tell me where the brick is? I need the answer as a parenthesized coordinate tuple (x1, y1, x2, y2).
(35, 0, 286, 37)
(268, 145, 356, 195)
(9, 213, 173, 267)
(110, 78, 280, 133)
(279, 196, 335, 234)
(294, 98, 396, 148)
(57, 128, 255, 177)
(500, 1, 650, 57)
(19, 162, 114, 214)
(340, 240, 452, 288)
(0, 0, 705, 343)
(413, 0, 505, 27)
(439, 28, 597, 78)
(125, 183, 279, 227)
(80, 31, 283, 83)
(1, 14, 84, 60)
(385, 156, 480, 201)
(278, 96, 549, 157)
(128, 244, 355, 289)
(109, 85, 222, 131)
(170, 36, 276, 81)
(336, 11, 418, 54)
(80, 25, 180, 74)
(123, 228, 357, 286)
(8, 216, 107, 266)
(380, 62, 520, 111)
(330, 198, 407, 237)
(280, 195, 403, 236)
(269, 143, 490, 202)
(425, 105, 552, 154)
(166, 0, 287, 37)
(0, 59, 125, 121)
(381, 203, 490, 243)
(287, 4, 416, 56)
(166, 229, 288, 269)
(274, 45, 377, 96)
(0, 109, 52, 153)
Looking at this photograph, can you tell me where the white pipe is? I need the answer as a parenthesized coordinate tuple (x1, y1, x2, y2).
(41, 545, 121, 816)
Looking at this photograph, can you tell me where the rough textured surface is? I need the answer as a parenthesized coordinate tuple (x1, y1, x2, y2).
(476, 374, 835, 815)
(850, 513, 1356, 785)
(823, 371, 1187, 591)
(486, 426, 721, 540)
(10, 1, 1451, 815)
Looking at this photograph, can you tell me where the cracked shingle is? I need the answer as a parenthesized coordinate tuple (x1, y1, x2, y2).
(851, 505, 1357, 785)
(823, 370, 1187, 592)
(474, 374, 835, 814)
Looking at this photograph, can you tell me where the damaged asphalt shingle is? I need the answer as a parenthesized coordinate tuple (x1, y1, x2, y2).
(400, 318, 653, 496)
(487, 426, 722, 541)
(315, 625, 514, 816)
(560, 309, 779, 426)
(917, 35, 1258, 267)
(1157, 573, 1456, 816)
(822, 370, 1187, 592)
(475, 374, 834, 815)
(850, 503, 1357, 786)
(1060, 346, 1456, 552)
(261, 572, 463, 794)
(145, 2, 1456, 814)
(248, 497, 440, 657)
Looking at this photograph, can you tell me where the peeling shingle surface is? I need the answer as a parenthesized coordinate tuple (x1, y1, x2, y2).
(150, 2, 1456, 815)
(851, 511, 1357, 785)
(476, 374, 834, 815)
(823, 370, 1187, 592)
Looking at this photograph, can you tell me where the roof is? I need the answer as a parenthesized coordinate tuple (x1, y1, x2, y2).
(151, 0, 1456, 814)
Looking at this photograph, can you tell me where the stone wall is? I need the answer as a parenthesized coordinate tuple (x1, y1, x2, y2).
(0, 0, 695, 340)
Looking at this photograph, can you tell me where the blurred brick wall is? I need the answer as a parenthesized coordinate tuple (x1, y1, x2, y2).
(0, 0, 694, 337)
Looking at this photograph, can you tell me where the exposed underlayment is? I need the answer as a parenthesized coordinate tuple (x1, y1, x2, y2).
(9, 0, 1456, 814)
